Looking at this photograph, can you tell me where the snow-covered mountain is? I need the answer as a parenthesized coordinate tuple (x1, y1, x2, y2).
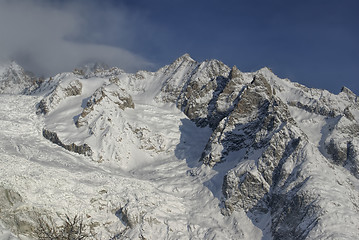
(0, 61, 39, 95)
(0, 54, 358, 239)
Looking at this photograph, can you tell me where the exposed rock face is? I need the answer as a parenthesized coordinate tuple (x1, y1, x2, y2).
(4, 55, 358, 239)
(76, 84, 134, 127)
(157, 57, 359, 179)
(37, 79, 83, 114)
(153, 55, 359, 238)
(287, 100, 336, 117)
(175, 60, 231, 127)
(43, 129, 92, 156)
(153, 58, 328, 238)
(340, 86, 357, 102)
(324, 116, 359, 178)
(269, 190, 320, 240)
(73, 62, 125, 79)
(200, 74, 310, 224)
(156, 55, 232, 127)
(200, 74, 295, 166)
(155, 54, 198, 103)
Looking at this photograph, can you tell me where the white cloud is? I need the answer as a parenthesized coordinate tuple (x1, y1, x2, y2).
(0, 0, 153, 76)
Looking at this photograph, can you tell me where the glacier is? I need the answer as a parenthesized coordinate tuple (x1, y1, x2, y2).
(0, 55, 358, 239)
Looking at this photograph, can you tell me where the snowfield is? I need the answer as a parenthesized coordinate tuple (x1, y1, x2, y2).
(0, 94, 262, 239)
(0, 55, 358, 239)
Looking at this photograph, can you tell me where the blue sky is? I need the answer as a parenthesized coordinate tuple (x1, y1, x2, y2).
(0, 0, 358, 94)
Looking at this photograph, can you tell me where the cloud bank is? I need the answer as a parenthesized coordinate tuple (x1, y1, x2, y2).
(0, 0, 153, 76)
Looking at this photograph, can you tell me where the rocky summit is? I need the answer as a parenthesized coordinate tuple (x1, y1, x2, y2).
(0, 55, 358, 239)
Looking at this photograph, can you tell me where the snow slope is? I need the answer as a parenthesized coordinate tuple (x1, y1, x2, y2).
(0, 54, 358, 239)
(0, 94, 261, 239)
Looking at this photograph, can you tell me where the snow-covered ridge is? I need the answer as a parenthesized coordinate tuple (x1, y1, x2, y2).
(0, 61, 37, 95)
(0, 54, 358, 239)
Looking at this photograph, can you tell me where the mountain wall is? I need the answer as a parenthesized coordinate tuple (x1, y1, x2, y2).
(0, 55, 358, 239)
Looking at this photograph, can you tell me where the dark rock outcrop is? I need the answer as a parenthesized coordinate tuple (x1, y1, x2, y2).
(42, 129, 92, 156)
(37, 79, 83, 115)
(288, 101, 336, 117)
(156, 56, 232, 128)
(76, 84, 134, 127)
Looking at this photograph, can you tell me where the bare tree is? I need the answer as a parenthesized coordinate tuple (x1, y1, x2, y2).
(35, 214, 90, 240)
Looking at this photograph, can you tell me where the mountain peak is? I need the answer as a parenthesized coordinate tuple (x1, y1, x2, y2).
(73, 62, 110, 76)
(341, 86, 356, 96)
(176, 53, 195, 63)
(340, 85, 357, 102)
(256, 66, 274, 75)
(1, 54, 359, 239)
(229, 65, 242, 79)
(0, 61, 35, 94)
(0, 60, 23, 72)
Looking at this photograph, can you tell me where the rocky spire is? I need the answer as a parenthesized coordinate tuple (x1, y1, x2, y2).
(228, 65, 241, 79)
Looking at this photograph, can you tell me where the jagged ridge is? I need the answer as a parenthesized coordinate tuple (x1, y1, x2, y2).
(0, 54, 358, 239)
